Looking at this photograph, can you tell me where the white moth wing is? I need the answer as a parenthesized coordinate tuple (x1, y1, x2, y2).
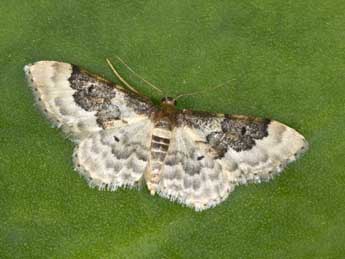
(158, 127, 235, 211)
(157, 111, 308, 211)
(179, 112, 308, 185)
(25, 60, 156, 189)
(74, 118, 154, 190)
(24, 61, 154, 141)
(223, 120, 308, 184)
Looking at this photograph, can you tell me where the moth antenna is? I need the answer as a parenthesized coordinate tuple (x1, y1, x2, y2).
(106, 58, 141, 95)
(116, 56, 164, 94)
(175, 79, 236, 100)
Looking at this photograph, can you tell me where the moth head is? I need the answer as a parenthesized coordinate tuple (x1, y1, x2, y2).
(160, 96, 177, 106)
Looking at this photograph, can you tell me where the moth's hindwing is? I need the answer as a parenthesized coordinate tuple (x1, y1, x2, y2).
(156, 111, 308, 211)
(158, 126, 234, 211)
(74, 119, 153, 190)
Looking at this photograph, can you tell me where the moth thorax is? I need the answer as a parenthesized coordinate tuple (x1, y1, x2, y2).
(160, 96, 176, 106)
(154, 117, 172, 130)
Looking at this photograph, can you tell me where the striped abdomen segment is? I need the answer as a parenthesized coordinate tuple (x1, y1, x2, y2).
(145, 119, 172, 194)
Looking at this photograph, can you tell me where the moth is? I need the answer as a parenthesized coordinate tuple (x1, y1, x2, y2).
(24, 60, 308, 211)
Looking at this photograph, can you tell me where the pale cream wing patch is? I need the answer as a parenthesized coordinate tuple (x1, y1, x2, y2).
(74, 118, 154, 190)
(222, 120, 308, 184)
(157, 127, 235, 211)
(24, 61, 154, 141)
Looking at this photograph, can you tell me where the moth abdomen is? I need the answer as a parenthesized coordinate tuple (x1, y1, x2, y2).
(145, 117, 174, 194)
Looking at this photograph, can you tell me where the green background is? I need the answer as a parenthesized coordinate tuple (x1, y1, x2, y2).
(1, 1, 344, 258)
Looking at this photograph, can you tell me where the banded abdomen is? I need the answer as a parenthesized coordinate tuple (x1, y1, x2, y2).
(145, 117, 172, 194)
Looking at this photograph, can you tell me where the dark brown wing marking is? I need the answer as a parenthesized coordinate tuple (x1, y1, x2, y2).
(69, 65, 155, 129)
(178, 110, 270, 155)
(211, 115, 270, 153)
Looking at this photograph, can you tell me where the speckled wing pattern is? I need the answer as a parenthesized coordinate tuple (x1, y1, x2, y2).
(157, 111, 308, 211)
(25, 60, 308, 211)
(25, 61, 155, 190)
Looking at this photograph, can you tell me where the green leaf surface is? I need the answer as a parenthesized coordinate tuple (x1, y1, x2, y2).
(1, 1, 344, 258)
